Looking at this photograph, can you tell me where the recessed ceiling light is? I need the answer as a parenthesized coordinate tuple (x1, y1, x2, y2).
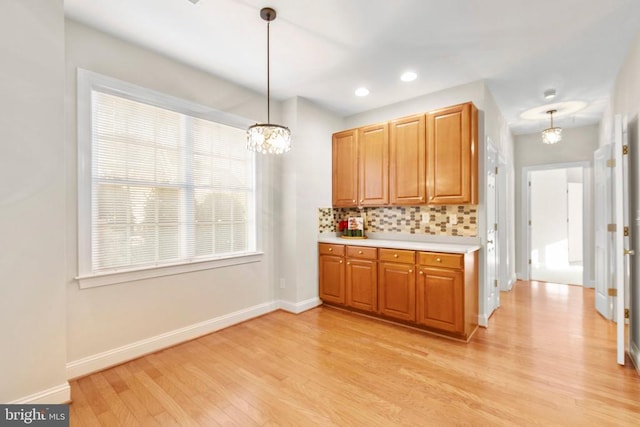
(544, 89, 557, 99)
(355, 87, 370, 97)
(401, 71, 417, 82)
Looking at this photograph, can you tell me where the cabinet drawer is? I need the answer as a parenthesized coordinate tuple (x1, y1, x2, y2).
(346, 246, 377, 260)
(418, 252, 463, 269)
(319, 243, 345, 256)
(379, 248, 415, 264)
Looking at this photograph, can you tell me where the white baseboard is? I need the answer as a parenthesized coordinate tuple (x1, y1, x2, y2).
(630, 340, 640, 376)
(66, 301, 278, 379)
(278, 297, 322, 314)
(9, 382, 70, 404)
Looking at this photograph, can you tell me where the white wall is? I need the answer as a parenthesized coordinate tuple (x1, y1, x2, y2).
(64, 20, 282, 376)
(609, 28, 640, 369)
(0, 0, 68, 403)
(514, 125, 599, 282)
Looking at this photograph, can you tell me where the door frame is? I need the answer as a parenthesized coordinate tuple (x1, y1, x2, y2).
(521, 161, 593, 286)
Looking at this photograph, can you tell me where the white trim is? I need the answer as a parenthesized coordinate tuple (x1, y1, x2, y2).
(66, 301, 277, 379)
(76, 68, 259, 280)
(76, 252, 263, 289)
(278, 297, 322, 314)
(9, 383, 71, 405)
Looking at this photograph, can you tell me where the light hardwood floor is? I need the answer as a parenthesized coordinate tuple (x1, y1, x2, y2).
(69, 281, 640, 426)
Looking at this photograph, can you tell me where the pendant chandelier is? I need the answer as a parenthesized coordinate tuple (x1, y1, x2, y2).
(541, 109, 562, 144)
(247, 7, 291, 154)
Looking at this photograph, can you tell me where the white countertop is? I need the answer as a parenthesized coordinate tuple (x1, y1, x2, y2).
(318, 235, 481, 254)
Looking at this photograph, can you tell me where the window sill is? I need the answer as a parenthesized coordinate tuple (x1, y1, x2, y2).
(76, 252, 264, 289)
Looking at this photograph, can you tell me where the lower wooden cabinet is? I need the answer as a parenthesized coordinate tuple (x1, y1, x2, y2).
(345, 245, 377, 311)
(319, 244, 345, 305)
(346, 258, 377, 311)
(417, 266, 463, 333)
(319, 243, 478, 341)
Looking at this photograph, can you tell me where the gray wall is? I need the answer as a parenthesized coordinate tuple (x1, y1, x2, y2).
(0, 0, 68, 402)
(64, 20, 281, 377)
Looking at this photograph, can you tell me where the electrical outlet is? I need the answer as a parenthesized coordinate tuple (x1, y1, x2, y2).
(421, 213, 429, 223)
(279, 278, 285, 289)
(449, 214, 458, 225)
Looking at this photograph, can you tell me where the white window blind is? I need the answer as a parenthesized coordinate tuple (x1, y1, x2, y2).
(79, 70, 257, 282)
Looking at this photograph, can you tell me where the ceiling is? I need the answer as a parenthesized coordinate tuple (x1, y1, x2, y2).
(64, 0, 640, 135)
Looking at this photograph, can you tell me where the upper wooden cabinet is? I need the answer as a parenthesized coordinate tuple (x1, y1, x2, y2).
(389, 114, 426, 205)
(426, 102, 478, 205)
(332, 129, 359, 207)
(332, 124, 389, 207)
(332, 101, 478, 207)
(358, 123, 389, 206)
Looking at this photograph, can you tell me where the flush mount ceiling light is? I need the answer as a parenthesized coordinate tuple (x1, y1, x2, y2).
(400, 71, 417, 82)
(541, 109, 562, 144)
(544, 88, 557, 100)
(247, 7, 291, 155)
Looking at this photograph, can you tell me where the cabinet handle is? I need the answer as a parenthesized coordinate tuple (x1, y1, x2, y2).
(393, 254, 398, 258)
(360, 199, 364, 203)
(419, 271, 424, 275)
(420, 196, 424, 201)
(328, 247, 333, 252)
(409, 269, 413, 273)
(347, 262, 351, 265)
(352, 199, 356, 203)
(436, 257, 442, 262)
(339, 260, 343, 264)
(358, 250, 363, 255)
(429, 196, 434, 200)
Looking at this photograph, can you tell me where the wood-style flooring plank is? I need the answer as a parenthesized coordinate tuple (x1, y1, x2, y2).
(70, 281, 640, 426)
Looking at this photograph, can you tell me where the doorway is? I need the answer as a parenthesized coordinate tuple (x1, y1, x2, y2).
(523, 162, 592, 286)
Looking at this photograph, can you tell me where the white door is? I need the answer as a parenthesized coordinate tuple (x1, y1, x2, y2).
(594, 144, 613, 320)
(486, 142, 499, 316)
(613, 115, 631, 365)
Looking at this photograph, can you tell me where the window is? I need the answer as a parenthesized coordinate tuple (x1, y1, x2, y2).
(77, 70, 261, 288)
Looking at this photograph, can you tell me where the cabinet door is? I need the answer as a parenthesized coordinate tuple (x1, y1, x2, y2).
(332, 129, 358, 207)
(346, 259, 377, 312)
(390, 114, 426, 205)
(358, 123, 389, 206)
(416, 266, 463, 333)
(378, 262, 415, 321)
(426, 103, 478, 204)
(319, 254, 345, 304)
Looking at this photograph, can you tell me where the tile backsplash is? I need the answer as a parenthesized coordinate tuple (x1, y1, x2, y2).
(318, 206, 477, 237)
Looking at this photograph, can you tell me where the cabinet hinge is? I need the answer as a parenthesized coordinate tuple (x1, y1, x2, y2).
(494, 279, 498, 288)
(625, 308, 630, 319)
(608, 288, 617, 297)
(624, 226, 629, 237)
(495, 166, 498, 175)
(494, 223, 498, 231)
(607, 159, 616, 168)
(608, 224, 617, 232)
(528, 220, 532, 226)
(623, 145, 629, 155)
(528, 259, 532, 265)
